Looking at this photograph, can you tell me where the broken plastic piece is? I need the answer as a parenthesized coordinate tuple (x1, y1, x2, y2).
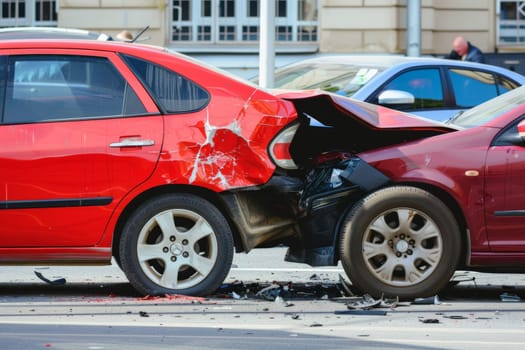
(419, 318, 440, 323)
(34, 271, 66, 286)
(274, 296, 284, 304)
(273, 295, 294, 307)
(338, 274, 356, 296)
(500, 292, 521, 302)
(448, 273, 477, 287)
(346, 294, 381, 310)
(380, 295, 399, 309)
(256, 283, 281, 301)
(335, 309, 387, 316)
(413, 295, 440, 305)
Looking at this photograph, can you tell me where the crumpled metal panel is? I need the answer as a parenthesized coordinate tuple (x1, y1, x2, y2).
(157, 89, 298, 192)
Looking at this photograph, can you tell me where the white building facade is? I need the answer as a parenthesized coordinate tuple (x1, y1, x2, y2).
(3, 1, 525, 76)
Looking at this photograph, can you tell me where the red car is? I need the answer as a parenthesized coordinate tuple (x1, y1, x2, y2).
(1, 39, 525, 299)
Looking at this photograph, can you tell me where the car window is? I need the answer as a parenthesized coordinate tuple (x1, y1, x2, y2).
(381, 68, 444, 109)
(4, 55, 146, 124)
(449, 69, 499, 108)
(122, 54, 209, 113)
(449, 85, 525, 128)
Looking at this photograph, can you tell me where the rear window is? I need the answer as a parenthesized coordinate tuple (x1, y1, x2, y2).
(123, 54, 209, 113)
(450, 86, 525, 128)
(449, 69, 498, 108)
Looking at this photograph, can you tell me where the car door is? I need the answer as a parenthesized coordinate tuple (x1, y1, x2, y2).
(0, 50, 162, 247)
(484, 118, 525, 251)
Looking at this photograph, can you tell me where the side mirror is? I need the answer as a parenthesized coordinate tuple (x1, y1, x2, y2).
(378, 90, 415, 105)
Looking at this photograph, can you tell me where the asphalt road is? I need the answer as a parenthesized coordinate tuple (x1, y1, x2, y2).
(1, 248, 525, 350)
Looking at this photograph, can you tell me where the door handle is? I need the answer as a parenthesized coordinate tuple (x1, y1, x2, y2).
(109, 139, 155, 148)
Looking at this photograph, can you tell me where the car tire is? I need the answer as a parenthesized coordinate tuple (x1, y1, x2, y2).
(339, 186, 461, 299)
(119, 193, 234, 296)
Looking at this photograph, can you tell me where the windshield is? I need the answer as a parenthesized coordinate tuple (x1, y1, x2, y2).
(449, 86, 525, 128)
(273, 61, 385, 96)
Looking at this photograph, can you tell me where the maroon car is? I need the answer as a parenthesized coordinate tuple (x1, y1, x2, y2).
(275, 87, 525, 298)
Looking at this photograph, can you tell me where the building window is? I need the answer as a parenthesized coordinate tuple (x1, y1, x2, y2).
(242, 25, 258, 40)
(219, 0, 234, 17)
(197, 25, 211, 41)
(0, 0, 57, 27)
(35, 0, 56, 23)
(171, 0, 318, 52)
(498, 0, 525, 44)
(1, 0, 25, 19)
(219, 25, 235, 41)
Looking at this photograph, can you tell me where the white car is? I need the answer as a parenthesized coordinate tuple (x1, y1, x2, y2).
(268, 55, 525, 121)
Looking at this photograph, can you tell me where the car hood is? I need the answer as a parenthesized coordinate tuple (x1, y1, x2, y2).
(275, 90, 458, 157)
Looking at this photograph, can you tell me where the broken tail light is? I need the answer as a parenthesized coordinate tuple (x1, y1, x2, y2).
(269, 123, 299, 170)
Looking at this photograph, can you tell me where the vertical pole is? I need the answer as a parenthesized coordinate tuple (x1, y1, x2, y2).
(407, 0, 421, 57)
(259, 0, 275, 88)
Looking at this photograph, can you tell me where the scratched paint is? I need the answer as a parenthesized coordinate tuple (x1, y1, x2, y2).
(160, 90, 297, 192)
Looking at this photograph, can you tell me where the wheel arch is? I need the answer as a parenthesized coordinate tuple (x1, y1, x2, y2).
(111, 184, 244, 263)
(410, 181, 470, 268)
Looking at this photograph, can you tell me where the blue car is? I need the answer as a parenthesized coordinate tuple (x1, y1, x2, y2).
(268, 55, 525, 121)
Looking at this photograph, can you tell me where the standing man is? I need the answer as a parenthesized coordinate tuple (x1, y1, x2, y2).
(445, 36, 485, 63)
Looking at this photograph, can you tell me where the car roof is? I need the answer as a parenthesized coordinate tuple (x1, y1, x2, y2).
(279, 54, 524, 75)
(0, 37, 252, 86)
(0, 27, 112, 41)
(0, 37, 157, 51)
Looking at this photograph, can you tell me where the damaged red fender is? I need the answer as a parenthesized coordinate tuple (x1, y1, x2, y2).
(156, 89, 299, 191)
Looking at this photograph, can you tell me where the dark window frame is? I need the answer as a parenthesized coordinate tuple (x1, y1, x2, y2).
(121, 53, 210, 114)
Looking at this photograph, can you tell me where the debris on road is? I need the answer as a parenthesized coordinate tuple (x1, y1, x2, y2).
(346, 294, 381, 310)
(448, 272, 477, 287)
(419, 318, 440, 323)
(346, 294, 404, 310)
(339, 274, 356, 296)
(34, 271, 66, 286)
(334, 309, 388, 316)
(218, 279, 349, 301)
(274, 295, 294, 307)
(500, 292, 521, 302)
(413, 295, 441, 305)
(256, 283, 282, 301)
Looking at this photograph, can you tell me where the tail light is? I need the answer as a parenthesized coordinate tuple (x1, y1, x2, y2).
(269, 123, 299, 170)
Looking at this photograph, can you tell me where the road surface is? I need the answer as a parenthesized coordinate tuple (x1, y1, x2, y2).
(1, 248, 525, 349)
